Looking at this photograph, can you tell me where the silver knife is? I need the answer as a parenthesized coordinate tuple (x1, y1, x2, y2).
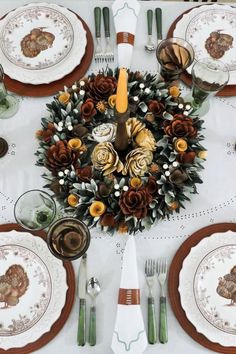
(155, 8, 162, 46)
(77, 253, 87, 346)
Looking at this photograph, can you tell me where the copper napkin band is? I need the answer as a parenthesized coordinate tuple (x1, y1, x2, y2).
(118, 288, 140, 305)
(117, 32, 135, 45)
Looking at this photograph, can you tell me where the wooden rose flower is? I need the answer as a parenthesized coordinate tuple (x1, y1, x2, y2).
(126, 117, 145, 138)
(123, 148, 153, 177)
(119, 187, 152, 219)
(135, 128, 157, 151)
(91, 142, 123, 176)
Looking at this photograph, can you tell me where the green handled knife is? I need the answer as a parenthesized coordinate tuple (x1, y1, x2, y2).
(77, 253, 87, 346)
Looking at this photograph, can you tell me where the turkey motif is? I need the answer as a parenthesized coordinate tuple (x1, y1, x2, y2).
(20, 28, 55, 58)
(0, 265, 29, 308)
(216, 266, 236, 305)
(205, 31, 233, 59)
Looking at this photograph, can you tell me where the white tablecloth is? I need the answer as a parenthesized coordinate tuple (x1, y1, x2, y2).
(0, 1, 236, 353)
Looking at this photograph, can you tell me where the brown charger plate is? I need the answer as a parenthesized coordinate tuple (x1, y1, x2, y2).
(2, 12, 94, 97)
(167, 4, 236, 97)
(0, 223, 75, 354)
(168, 223, 236, 353)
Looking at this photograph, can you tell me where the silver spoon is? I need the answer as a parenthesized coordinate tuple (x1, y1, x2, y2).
(87, 277, 101, 346)
(145, 10, 155, 53)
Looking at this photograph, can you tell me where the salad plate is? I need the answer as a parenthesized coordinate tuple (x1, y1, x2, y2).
(179, 230, 236, 346)
(0, 228, 71, 351)
(0, 3, 87, 84)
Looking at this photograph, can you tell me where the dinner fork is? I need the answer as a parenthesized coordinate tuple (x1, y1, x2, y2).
(102, 7, 114, 62)
(94, 7, 104, 62)
(157, 258, 168, 344)
(145, 259, 157, 344)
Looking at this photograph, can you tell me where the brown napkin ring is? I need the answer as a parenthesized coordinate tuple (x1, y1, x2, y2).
(117, 32, 135, 45)
(118, 288, 140, 305)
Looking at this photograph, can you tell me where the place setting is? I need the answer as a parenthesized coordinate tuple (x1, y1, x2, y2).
(0, 0, 236, 353)
(0, 2, 94, 97)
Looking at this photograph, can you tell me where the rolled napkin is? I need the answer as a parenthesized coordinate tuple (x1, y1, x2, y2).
(111, 237, 148, 354)
(112, 0, 140, 69)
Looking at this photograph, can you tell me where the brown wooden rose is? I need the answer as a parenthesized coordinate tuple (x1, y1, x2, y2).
(45, 141, 78, 173)
(86, 74, 117, 102)
(80, 99, 96, 122)
(119, 187, 152, 219)
(148, 100, 165, 116)
(164, 115, 197, 138)
(76, 166, 93, 182)
(36, 122, 55, 143)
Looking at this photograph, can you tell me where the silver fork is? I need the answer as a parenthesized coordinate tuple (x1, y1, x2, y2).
(157, 258, 168, 344)
(102, 7, 114, 63)
(145, 259, 157, 344)
(94, 7, 104, 63)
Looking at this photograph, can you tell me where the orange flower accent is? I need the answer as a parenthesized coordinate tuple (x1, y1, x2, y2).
(130, 177, 142, 189)
(169, 86, 180, 98)
(68, 194, 79, 207)
(68, 138, 82, 151)
(108, 94, 116, 108)
(89, 201, 106, 217)
(198, 150, 208, 159)
(174, 138, 188, 152)
(58, 92, 70, 105)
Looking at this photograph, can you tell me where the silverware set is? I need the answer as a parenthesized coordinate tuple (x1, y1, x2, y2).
(77, 253, 101, 346)
(94, 7, 114, 63)
(145, 8, 163, 53)
(145, 258, 168, 344)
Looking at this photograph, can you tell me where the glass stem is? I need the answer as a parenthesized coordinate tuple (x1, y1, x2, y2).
(0, 83, 9, 107)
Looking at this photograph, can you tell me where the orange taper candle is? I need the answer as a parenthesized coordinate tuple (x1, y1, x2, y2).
(116, 68, 128, 113)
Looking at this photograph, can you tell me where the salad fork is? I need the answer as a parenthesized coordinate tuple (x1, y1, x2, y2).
(145, 259, 157, 344)
(94, 7, 104, 63)
(157, 258, 168, 344)
(102, 7, 114, 62)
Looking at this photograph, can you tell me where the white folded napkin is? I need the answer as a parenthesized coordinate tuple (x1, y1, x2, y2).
(112, 0, 140, 69)
(111, 237, 147, 354)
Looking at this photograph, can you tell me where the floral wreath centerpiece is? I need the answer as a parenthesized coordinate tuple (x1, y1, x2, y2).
(36, 68, 206, 234)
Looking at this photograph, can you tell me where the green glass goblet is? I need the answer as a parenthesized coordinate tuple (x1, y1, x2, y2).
(190, 58, 229, 116)
(14, 189, 56, 231)
(0, 64, 19, 119)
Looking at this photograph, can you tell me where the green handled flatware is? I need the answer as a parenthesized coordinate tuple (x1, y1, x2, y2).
(94, 7, 103, 62)
(145, 259, 157, 344)
(77, 253, 87, 346)
(157, 258, 168, 344)
(87, 277, 101, 346)
(145, 10, 155, 53)
(102, 7, 114, 62)
(155, 8, 162, 45)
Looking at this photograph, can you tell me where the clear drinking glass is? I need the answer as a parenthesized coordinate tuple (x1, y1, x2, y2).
(14, 189, 56, 231)
(47, 217, 90, 261)
(156, 37, 194, 82)
(191, 58, 229, 114)
(0, 64, 19, 119)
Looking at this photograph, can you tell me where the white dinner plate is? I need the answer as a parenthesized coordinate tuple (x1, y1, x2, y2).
(179, 230, 236, 346)
(174, 4, 236, 85)
(0, 3, 87, 84)
(0, 230, 67, 349)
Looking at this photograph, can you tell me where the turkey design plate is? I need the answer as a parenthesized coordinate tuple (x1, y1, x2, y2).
(173, 4, 236, 85)
(179, 231, 236, 346)
(0, 230, 67, 349)
(0, 3, 87, 84)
